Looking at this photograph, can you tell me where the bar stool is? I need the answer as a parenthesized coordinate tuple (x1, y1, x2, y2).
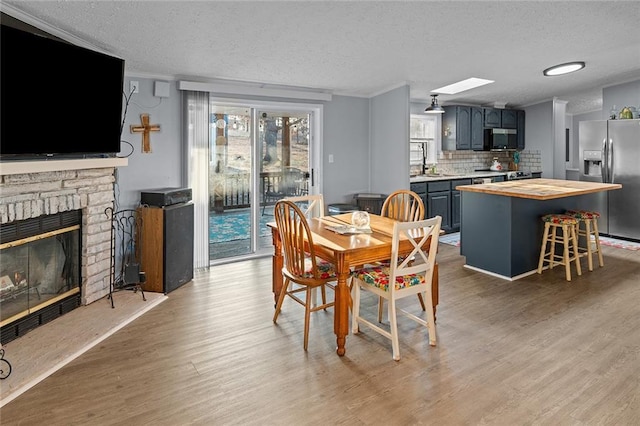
(537, 214, 582, 281)
(565, 209, 604, 271)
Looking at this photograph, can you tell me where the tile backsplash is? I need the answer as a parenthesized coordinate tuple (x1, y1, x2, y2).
(411, 150, 542, 175)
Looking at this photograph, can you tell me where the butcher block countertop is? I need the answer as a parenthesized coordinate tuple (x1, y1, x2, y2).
(456, 178, 621, 200)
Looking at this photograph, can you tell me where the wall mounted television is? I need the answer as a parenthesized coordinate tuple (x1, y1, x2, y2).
(1, 24, 125, 160)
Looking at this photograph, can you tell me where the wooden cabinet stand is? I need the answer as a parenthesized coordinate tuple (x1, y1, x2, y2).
(137, 203, 194, 294)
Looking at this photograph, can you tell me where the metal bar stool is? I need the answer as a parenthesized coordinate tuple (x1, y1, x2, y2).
(537, 214, 582, 281)
(566, 209, 604, 271)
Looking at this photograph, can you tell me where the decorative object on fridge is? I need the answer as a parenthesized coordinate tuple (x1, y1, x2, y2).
(618, 107, 633, 119)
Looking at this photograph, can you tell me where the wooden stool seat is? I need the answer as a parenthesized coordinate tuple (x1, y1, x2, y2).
(566, 209, 604, 271)
(537, 214, 582, 281)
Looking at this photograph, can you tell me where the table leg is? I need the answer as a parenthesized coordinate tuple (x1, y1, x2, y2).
(334, 253, 350, 356)
(271, 227, 283, 306)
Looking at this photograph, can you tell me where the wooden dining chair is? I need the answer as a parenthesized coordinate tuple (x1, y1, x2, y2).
(379, 189, 428, 313)
(351, 215, 442, 361)
(381, 189, 425, 223)
(283, 194, 326, 306)
(273, 200, 336, 350)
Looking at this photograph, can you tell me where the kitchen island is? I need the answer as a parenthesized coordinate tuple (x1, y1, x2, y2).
(457, 179, 621, 280)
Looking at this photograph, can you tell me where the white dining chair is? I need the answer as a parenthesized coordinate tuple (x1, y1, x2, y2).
(351, 215, 442, 361)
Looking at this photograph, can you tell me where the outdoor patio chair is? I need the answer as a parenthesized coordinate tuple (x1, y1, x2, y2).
(262, 167, 307, 215)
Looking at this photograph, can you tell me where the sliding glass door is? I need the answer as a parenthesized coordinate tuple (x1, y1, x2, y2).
(207, 101, 318, 263)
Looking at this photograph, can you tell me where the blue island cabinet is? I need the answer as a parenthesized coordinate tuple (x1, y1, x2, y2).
(458, 179, 620, 280)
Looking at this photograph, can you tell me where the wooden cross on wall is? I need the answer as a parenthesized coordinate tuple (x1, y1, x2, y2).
(130, 113, 160, 153)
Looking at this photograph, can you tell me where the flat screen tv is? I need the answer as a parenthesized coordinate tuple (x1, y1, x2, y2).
(1, 24, 125, 160)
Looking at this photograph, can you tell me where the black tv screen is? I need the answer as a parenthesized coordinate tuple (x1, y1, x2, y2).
(1, 24, 125, 159)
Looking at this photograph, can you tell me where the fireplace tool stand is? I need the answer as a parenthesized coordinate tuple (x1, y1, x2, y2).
(105, 207, 146, 308)
(0, 345, 11, 379)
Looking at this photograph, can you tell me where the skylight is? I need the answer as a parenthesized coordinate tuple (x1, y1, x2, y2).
(432, 78, 494, 95)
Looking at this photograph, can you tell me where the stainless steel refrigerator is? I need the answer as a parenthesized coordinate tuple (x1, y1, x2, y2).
(579, 119, 640, 241)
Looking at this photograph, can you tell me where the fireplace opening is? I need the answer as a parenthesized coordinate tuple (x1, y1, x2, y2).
(0, 210, 82, 344)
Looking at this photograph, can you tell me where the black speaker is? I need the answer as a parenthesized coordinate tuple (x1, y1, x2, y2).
(163, 202, 194, 293)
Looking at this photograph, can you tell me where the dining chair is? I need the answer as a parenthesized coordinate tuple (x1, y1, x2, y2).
(273, 200, 336, 350)
(283, 194, 326, 305)
(283, 194, 325, 218)
(379, 189, 428, 313)
(381, 189, 425, 223)
(351, 215, 442, 361)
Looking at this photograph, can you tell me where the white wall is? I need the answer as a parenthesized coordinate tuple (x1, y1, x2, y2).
(524, 101, 553, 178)
(553, 99, 568, 178)
(369, 85, 410, 195)
(603, 80, 640, 120)
(322, 95, 370, 205)
(118, 77, 183, 209)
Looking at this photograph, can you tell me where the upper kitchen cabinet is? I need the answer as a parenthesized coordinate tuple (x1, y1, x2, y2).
(483, 108, 518, 129)
(442, 106, 483, 151)
(501, 109, 517, 129)
(443, 106, 525, 151)
(470, 107, 484, 150)
(483, 108, 501, 128)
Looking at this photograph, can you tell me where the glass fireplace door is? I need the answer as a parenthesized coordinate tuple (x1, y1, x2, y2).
(1, 225, 80, 326)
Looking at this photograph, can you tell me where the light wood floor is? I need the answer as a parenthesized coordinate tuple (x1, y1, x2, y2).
(1, 244, 639, 425)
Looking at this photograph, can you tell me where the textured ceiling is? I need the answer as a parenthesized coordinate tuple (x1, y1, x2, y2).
(3, 1, 640, 114)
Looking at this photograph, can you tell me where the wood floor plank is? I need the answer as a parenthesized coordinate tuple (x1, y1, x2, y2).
(1, 243, 639, 425)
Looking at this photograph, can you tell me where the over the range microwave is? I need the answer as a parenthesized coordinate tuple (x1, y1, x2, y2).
(482, 128, 517, 151)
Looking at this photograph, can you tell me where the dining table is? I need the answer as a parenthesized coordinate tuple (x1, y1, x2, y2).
(268, 213, 439, 356)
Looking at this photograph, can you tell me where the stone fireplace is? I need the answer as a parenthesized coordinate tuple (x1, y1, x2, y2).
(0, 158, 127, 343)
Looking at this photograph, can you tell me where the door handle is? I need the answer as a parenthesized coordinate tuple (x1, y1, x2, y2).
(609, 138, 614, 183)
(601, 138, 607, 181)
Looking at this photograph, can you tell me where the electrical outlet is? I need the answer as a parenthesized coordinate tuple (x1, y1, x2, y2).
(130, 81, 139, 94)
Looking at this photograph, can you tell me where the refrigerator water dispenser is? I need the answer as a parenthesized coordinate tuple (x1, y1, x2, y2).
(583, 150, 602, 176)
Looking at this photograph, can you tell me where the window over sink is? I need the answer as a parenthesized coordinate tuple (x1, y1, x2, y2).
(410, 114, 441, 172)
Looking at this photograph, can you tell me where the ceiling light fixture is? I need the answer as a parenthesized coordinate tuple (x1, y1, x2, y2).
(425, 94, 445, 114)
(432, 77, 494, 95)
(543, 61, 586, 76)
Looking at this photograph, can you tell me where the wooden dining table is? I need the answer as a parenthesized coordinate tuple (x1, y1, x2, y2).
(268, 213, 439, 356)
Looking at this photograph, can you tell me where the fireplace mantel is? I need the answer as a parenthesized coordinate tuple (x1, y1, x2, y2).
(0, 158, 128, 176)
